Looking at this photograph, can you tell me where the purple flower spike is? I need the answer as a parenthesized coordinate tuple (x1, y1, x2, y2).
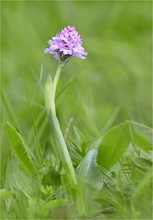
(44, 26, 88, 63)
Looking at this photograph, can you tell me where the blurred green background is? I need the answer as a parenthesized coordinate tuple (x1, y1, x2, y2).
(1, 1, 152, 184)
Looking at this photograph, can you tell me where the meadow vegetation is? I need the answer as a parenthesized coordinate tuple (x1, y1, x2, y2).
(1, 1, 152, 219)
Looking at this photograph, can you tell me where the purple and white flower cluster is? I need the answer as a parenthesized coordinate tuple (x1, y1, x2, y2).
(44, 26, 88, 62)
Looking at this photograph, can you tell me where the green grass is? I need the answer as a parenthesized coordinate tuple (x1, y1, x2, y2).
(1, 1, 152, 219)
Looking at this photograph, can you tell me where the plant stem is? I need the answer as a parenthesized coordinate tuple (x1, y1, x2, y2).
(44, 63, 77, 187)
(52, 64, 63, 114)
(49, 110, 77, 186)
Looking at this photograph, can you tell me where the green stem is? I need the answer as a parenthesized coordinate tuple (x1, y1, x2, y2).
(49, 110, 77, 186)
(44, 63, 77, 187)
(52, 64, 63, 114)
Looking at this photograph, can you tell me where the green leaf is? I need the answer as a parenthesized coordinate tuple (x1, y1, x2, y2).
(6, 160, 37, 198)
(76, 148, 103, 191)
(7, 122, 35, 174)
(97, 122, 131, 169)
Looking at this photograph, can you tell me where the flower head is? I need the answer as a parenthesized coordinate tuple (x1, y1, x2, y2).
(44, 26, 88, 63)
